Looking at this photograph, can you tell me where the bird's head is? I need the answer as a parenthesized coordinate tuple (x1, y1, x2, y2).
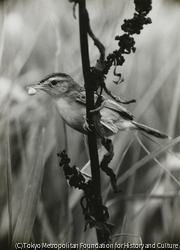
(28, 73, 83, 98)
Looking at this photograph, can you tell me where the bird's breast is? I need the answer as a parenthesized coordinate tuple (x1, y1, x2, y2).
(54, 97, 86, 133)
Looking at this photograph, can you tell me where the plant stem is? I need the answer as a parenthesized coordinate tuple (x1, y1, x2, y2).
(78, 0, 109, 244)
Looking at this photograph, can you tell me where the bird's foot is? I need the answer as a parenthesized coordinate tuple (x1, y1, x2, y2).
(83, 116, 92, 132)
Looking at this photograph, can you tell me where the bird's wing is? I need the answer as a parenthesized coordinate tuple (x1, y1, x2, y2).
(76, 91, 134, 121)
(103, 99, 134, 121)
(100, 108, 119, 134)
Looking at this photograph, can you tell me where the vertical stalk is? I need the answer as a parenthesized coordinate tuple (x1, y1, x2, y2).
(7, 117, 13, 249)
(78, 0, 107, 244)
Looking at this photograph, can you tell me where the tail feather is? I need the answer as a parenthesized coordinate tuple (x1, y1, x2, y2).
(132, 121, 170, 139)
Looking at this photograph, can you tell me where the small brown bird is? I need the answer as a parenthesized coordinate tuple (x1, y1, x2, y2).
(27, 72, 169, 139)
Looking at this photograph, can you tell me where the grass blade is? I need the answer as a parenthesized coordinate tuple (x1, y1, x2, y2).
(12, 126, 46, 246)
(117, 136, 180, 187)
(6, 115, 13, 248)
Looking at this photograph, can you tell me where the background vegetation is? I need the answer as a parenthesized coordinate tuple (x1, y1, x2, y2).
(0, 0, 180, 248)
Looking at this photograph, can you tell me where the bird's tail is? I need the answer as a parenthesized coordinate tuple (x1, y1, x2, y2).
(131, 121, 170, 139)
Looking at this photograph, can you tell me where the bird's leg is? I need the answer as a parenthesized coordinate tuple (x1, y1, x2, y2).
(83, 115, 93, 132)
(90, 99, 106, 113)
(84, 95, 104, 132)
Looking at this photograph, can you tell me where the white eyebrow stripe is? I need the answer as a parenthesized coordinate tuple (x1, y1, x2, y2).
(50, 77, 67, 82)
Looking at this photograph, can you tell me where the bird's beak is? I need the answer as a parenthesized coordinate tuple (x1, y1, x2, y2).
(27, 81, 49, 90)
(27, 82, 50, 94)
(27, 81, 50, 95)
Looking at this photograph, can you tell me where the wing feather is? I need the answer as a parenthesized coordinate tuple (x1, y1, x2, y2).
(76, 92, 134, 121)
(104, 99, 134, 120)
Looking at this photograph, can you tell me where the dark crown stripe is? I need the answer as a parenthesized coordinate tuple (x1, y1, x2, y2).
(40, 73, 69, 83)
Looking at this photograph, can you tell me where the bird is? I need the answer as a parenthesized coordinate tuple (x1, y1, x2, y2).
(27, 72, 170, 139)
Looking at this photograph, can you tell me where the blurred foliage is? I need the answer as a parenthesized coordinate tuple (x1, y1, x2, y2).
(0, 0, 180, 248)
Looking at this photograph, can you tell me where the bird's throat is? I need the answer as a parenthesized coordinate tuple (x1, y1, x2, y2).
(54, 97, 86, 133)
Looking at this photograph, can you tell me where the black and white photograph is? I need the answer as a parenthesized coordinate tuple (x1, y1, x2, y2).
(0, 0, 180, 249)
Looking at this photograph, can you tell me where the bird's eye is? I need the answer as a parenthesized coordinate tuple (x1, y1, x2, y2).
(51, 80, 58, 86)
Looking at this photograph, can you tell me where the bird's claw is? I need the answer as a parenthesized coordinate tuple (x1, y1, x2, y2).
(83, 116, 92, 132)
